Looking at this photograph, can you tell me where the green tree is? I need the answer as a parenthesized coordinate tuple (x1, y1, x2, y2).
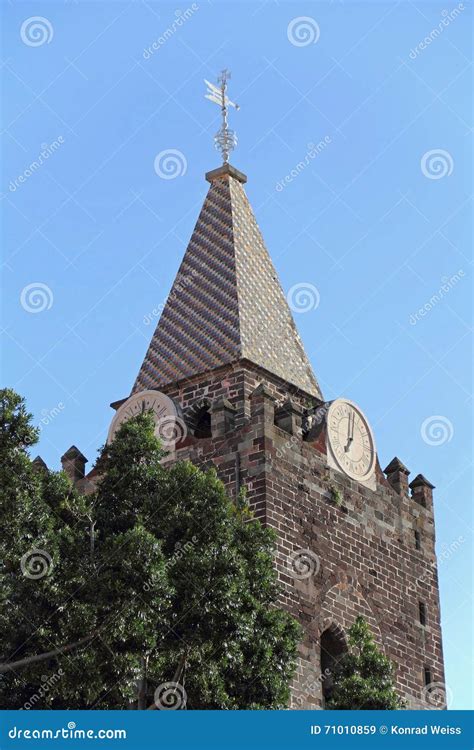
(0, 388, 301, 709)
(326, 616, 405, 710)
(0, 389, 171, 710)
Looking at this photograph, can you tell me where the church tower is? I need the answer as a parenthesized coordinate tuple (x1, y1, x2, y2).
(73, 74, 446, 709)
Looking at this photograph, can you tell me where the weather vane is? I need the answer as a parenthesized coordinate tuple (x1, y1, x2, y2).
(204, 69, 240, 164)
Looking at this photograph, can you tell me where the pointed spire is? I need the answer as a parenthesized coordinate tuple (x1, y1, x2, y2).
(410, 473, 435, 509)
(61, 445, 87, 461)
(61, 445, 87, 485)
(134, 167, 321, 398)
(384, 457, 410, 496)
(32, 455, 48, 472)
(384, 457, 409, 475)
(409, 473, 435, 490)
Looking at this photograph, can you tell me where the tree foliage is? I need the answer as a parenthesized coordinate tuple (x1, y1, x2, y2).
(326, 616, 405, 710)
(0, 388, 301, 709)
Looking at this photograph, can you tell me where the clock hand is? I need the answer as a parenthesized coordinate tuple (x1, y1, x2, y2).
(344, 413, 354, 453)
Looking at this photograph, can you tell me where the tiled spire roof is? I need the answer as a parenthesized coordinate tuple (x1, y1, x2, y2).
(134, 163, 321, 399)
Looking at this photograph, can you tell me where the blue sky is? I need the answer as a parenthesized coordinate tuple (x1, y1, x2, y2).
(2, 0, 472, 709)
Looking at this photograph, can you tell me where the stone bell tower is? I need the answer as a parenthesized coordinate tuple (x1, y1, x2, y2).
(70, 73, 445, 709)
(116, 156, 445, 709)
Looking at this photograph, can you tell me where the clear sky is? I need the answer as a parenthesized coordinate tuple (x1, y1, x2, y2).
(2, 0, 472, 709)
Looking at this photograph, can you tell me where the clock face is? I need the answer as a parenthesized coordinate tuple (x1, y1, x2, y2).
(327, 399, 376, 482)
(107, 390, 183, 446)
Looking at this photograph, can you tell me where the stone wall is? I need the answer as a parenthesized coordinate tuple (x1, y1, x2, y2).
(85, 361, 445, 709)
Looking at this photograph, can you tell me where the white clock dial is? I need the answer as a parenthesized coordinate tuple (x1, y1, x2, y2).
(107, 390, 180, 445)
(327, 399, 376, 482)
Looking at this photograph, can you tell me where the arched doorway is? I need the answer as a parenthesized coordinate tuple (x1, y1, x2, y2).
(320, 624, 347, 707)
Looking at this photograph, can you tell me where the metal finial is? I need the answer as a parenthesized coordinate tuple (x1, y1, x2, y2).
(204, 70, 240, 164)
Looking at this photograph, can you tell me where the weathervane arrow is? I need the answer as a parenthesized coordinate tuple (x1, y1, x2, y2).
(204, 70, 240, 164)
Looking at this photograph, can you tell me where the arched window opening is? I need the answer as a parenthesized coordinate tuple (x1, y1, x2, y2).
(194, 406, 212, 439)
(320, 625, 346, 707)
